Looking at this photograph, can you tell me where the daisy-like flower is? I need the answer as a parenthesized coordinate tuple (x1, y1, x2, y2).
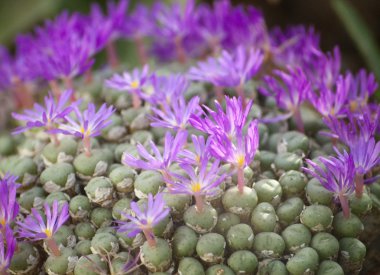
(54, 103, 115, 157)
(12, 90, 76, 145)
(178, 135, 211, 166)
(17, 200, 69, 256)
(167, 157, 227, 212)
(259, 67, 311, 132)
(189, 96, 253, 138)
(210, 119, 259, 194)
(118, 193, 170, 247)
(304, 152, 356, 218)
(189, 46, 263, 101)
(122, 131, 187, 181)
(106, 65, 151, 108)
(0, 226, 16, 274)
(0, 174, 20, 229)
(150, 95, 200, 131)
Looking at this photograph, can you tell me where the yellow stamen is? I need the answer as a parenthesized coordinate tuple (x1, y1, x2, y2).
(191, 182, 201, 193)
(131, 80, 140, 89)
(0, 218, 6, 226)
(44, 229, 53, 238)
(236, 155, 245, 168)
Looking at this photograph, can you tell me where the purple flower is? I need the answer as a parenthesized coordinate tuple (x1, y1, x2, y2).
(0, 226, 16, 274)
(167, 157, 227, 198)
(210, 119, 259, 170)
(178, 135, 211, 166)
(150, 96, 200, 131)
(190, 96, 252, 138)
(188, 46, 263, 88)
(122, 131, 187, 180)
(308, 74, 350, 118)
(0, 174, 20, 228)
(121, 4, 154, 39)
(106, 65, 150, 95)
(303, 152, 355, 218)
(12, 90, 76, 135)
(55, 103, 115, 139)
(259, 67, 311, 131)
(118, 193, 170, 246)
(17, 200, 69, 241)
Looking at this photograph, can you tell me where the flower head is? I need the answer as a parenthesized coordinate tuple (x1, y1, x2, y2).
(17, 200, 69, 241)
(178, 135, 211, 166)
(122, 131, 187, 179)
(118, 193, 170, 238)
(0, 174, 20, 228)
(304, 152, 356, 198)
(12, 90, 76, 135)
(106, 65, 151, 95)
(167, 157, 227, 197)
(0, 226, 16, 273)
(55, 103, 115, 139)
(150, 95, 200, 130)
(188, 46, 263, 87)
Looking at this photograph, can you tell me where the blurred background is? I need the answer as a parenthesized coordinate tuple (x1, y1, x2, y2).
(0, 0, 379, 75)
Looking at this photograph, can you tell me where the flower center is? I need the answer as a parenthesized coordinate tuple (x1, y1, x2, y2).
(236, 154, 245, 168)
(191, 182, 201, 193)
(131, 80, 140, 89)
(0, 218, 6, 226)
(44, 229, 53, 238)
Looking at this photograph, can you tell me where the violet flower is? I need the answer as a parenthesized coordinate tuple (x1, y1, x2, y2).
(122, 131, 187, 181)
(150, 95, 200, 131)
(17, 200, 69, 256)
(190, 96, 253, 138)
(12, 90, 76, 145)
(118, 193, 170, 247)
(259, 67, 311, 132)
(188, 46, 263, 101)
(167, 157, 227, 212)
(210, 119, 259, 194)
(106, 65, 150, 108)
(0, 226, 16, 274)
(304, 152, 356, 219)
(0, 174, 20, 229)
(54, 103, 115, 157)
(178, 135, 211, 166)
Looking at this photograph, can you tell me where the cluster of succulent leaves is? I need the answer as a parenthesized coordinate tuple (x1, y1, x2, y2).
(0, 0, 379, 275)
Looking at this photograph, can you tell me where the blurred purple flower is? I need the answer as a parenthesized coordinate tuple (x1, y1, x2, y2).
(0, 226, 16, 274)
(118, 193, 170, 247)
(0, 174, 20, 229)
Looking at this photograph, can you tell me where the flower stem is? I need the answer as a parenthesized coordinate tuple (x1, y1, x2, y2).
(83, 136, 92, 157)
(106, 41, 119, 69)
(49, 80, 61, 99)
(175, 37, 187, 64)
(132, 93, 142, 109)
(215, 86, 224, 103)
(293, 108, 305, 133)
(194, 194, 204, 213)
(237, 167, 245, 194)
(135, 37, 148, 65)
(338, 192, 350, 219)
(355, 173, 364, 198)
(51, 134, 60, 147)
(46, 237, 61, 257)
(235, 85, 246, 108)
(142, 229, 156, 247)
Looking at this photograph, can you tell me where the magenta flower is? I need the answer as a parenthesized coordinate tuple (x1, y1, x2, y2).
(0, 226, 16, 274)
(55, 103, 115, 156)
(304, 152, 355, 218)
(118, 193, 170, 247)
(12, 90, 76, 145)
(0, 174, 20, 228)
(122, 131, 187, 181)
(190, 96, 252, 138)
(178, 135, 211, 166)
(105, 65, 151, 108)
(150, 96, 200, 131)
(17, 200, 69, 256)
(259, 67, 311, 132)
(188, 46, 263, 99)
(167, 157, 227, 212)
